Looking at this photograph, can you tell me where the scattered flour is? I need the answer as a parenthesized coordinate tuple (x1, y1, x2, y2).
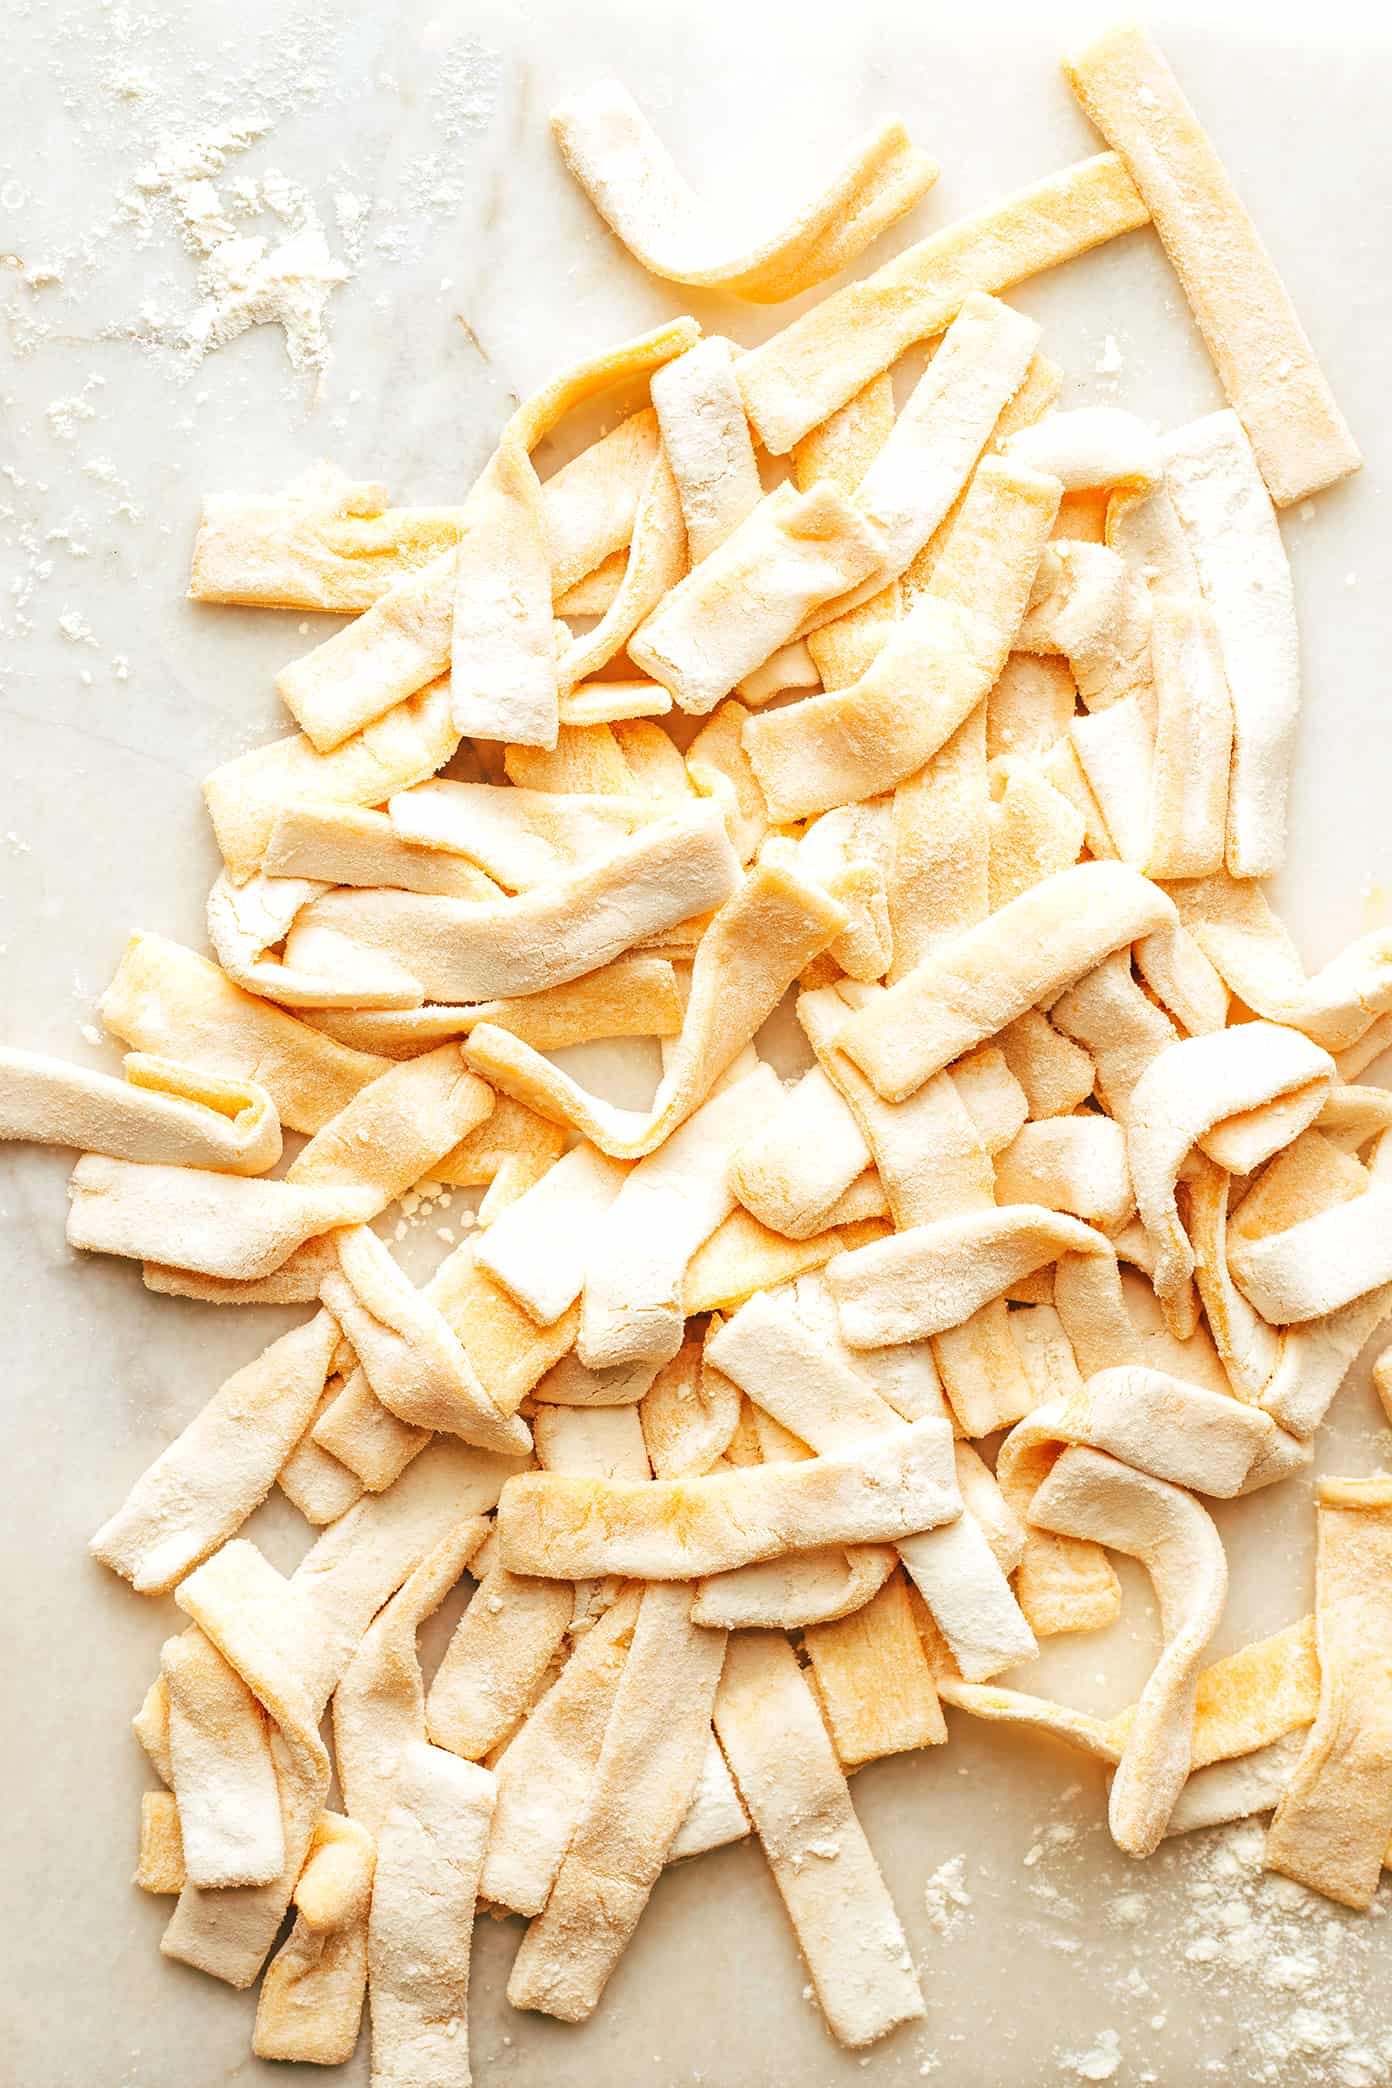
(122, 120, 352, 373)
(1063, 2027, 1122, 2081)
(924, 1854, 972, 1934)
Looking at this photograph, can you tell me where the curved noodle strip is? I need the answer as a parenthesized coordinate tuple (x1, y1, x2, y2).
(552, 82, 937, 302)
(1028, 1445, 1227, 1855)
(0, 1046, 280, 1175)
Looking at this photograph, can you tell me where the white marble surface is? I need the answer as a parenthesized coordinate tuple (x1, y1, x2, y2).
(4, 1, 1392, 2083)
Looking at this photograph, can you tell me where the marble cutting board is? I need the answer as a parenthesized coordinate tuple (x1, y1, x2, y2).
(2, 1, 1391, 2082)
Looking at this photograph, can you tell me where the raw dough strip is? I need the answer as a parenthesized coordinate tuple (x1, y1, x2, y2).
(1185, 1157, 1280, 1400)
(713, 1630, 925, 2047)
(480, 1586, 642, 1916)
(1050, 949, 1177, 1120)
(99, 933, 390, 1136)
(710, 1290, 1033, 1681)
(204, 678, 459, 885)
(435, 1094, 567, 1221)
(1028, 1445, 1227, 1855)
(639, 1334, 740, 1479)
(1063, 22, 1360, 506)
(387, 779, 657, 890)
(886, 707, 990, 983)
(162, 1627, 284, 1890)
(1264, 1479, 1392, 1908)
(134, 1791, 186, 1895)
(667, 1735, 751, 1861)
(685, 699, 770, 866)
(994, 1116, 1134, 1232)
(0, 1047, 281, 1175)
(426, 1559, 574, 1763)
(651, 336, 762, 562)
(278, 1383, 364, 1524)
(837, 860, 1175, 1102)
(205, 869, 426, 1012)
(91, 1308, 340, 1594)
(745, 460, 1062, 823)
(305, 954, 682, 1060)
(827, 1205, 1111, 1349)
(692, 1545, 897, 1632)
(252, 1812, 375, 2067)
(1126, 1022, 1335, 1331)
(464, 859, 846, 1159)
(162, 1541, 333, 1988)
(1229, 1174, 1392, 1325)
(1018, 540, 1154, 715)
(1164, 1731, 1309, 1840)
(189, 419, 657, 611)
(736, 153, 1148, 454)
(684, 1207, 888, 1318)
(367, 1743, 496, 2088)
(1005, 406, 1161, 491)
(285, 806, 739, 1003)
(1132, 920, 1229, 1038)
(1163, 412, 1299, 877)
(322, 1226, 533, 1457)
(792, 373, 902, 691)
(729, 1065, 872, 1240)
(1171, 871, 1392, 1055)
(332, 1519, 486, 1837)
(66, 1155, 382, 1282)
(579, 1064, 781, 1369)
(556, 445, 690, 698)
(507, 1582, 727, 2021)
(552, 81, 937, 302)
(313, 1239, 575, 1490)
(1109, 1615, 1319, 1773)
(1145, 595, 1233, 879)
(260, 799, 505, 898)
(189, 467, 463, 611)
(1069, 693, 1154, 866)
(273, 328, 696, 754)
(475, 1142, 630, 1326)
(448, 321, 699, 751)
(628, 479, 886, 717)
(496, 1415, 958, 1580)
(999, 1366, 1299, 1505)
(987, 758, 1087, 911)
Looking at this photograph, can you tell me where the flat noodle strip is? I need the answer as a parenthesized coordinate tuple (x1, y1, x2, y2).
(683, 1207, 885, 1317)
(475, 1143, 629, 1325)
(828, 1206, 1110, 1348)
(162, 1628, 283, 1889)
(1171, 872, 1392, 1054)
(204, 679, 459, 885)
(66, 1157, 380, 1281)
(480, 1587, 642, 1916)
(100, 934, 391, 1136)
(887, 706, 989, 982)
(793, 373, 902, 690)
(367, 1743, 496, 2088)
(0, 1047, 280, 1174)
(736, 154, 1148, 454)
(189, 466, 463, 611)
(322, 1227, 532, 1457)
(713, 1631, 924, 2047)
(730, 1066, 872, 1240)
(1145, 596, 1233, 879)
(1029, 1445, 1227, 1855)
(651, 336, 762, 562)
(426, 1561, 573, 1763)
(694, 1546, 896, 1632)
(1264, 1479, 1392, 1908)
(391, 778, 658, 887)
(745, 460, 1061, 822)
(999, 1366, 1298, 1503)
(1229, 1179, 1392, 1325)
(837, 861, 1175, 1102)
(579, 1066, 780, 1369)
(995, 1116, 1133, 1231)
(1127, 1023, 1335, 1331)
(206, 870, 426, 1013)
(332, 1520, 485, 1836)
(260, 800, 504, 897)
(448, 322, 699, 751)
(1063, 23, 1360, 505)
(628, 481, 886, 716)
(465, 860, 845, 1159)
(252, 1812, 375, 2066)
(1163, 412, 1299, 877)
(552, 82, 937, 301)
(286, 808, 738, 1003)
(497, 1415, 958, 1580)
(507, 1582, 726, 2021)
(134, 1791, 186, 1895)
(92, 1309, 340, 1593)
(305, 955, 682, 1060)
